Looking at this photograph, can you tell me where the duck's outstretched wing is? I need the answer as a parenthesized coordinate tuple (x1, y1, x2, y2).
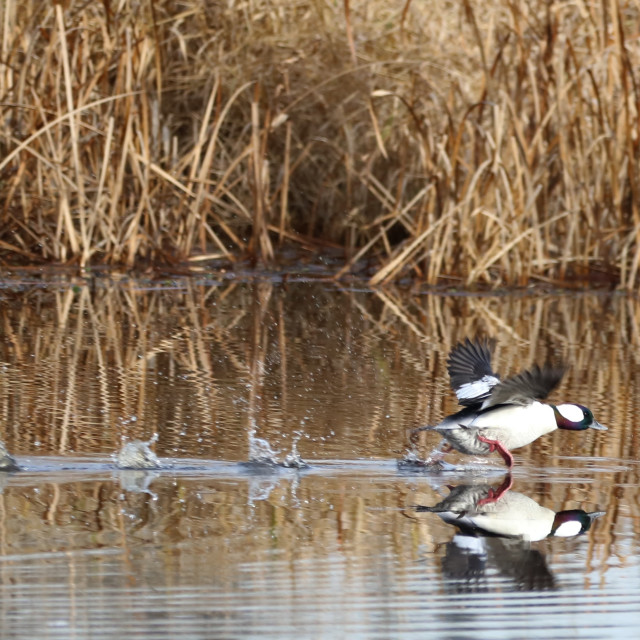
(447, 338, 500, 407)
(483, 363, 565, 408)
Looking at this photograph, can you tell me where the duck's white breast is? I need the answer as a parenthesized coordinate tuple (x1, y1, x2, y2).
(469, 402, 557, 450)
(469, 493, 556, 541)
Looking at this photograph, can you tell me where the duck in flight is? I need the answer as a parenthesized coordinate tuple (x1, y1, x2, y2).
(413, 338, 607, 467)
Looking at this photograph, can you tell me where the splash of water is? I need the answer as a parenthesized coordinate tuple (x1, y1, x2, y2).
(0, 441, 19, 472)
(399, 443, 494, 472)
(117, 470, 159, 497)
(248, 433, 280, 465)
(247, 425, 308, 468)
(401, 447, 429, 465)
(398, 443, 457, 470)
(281, 431, 308, 469)
(115, 433, 163, 470)
(401, 441, 444, 464)
(247, 477, 280, 505)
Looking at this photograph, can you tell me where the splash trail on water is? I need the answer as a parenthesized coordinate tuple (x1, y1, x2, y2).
(248, 424, 308, 469)
(115, 433, 165, 470)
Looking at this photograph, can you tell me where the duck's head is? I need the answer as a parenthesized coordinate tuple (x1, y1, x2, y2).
(553, 403, 607, 431)
(551, 509, 605, 537)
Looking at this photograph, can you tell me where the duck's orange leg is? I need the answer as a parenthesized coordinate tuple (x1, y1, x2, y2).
(477, 435, 514, 468)
(476, 474, 513, 507)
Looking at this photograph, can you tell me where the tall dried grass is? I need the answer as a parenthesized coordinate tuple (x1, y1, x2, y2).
(1, 1, 639, 286)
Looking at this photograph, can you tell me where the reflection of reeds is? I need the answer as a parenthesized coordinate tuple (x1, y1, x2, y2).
(0, 469, 623, 608)
(0, 281, 637, 468)
(0, 282, 638, 594)
(2, 2, 640, 284)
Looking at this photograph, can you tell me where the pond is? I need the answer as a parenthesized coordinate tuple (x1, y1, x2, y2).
(0, 274, 638, 639)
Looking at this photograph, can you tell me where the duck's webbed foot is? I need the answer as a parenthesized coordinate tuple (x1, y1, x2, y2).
(476, 474, 513, 507)
(477, 434, 514, 468)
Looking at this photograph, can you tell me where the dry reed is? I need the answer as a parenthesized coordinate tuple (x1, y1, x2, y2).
(1, 1, 640, 286)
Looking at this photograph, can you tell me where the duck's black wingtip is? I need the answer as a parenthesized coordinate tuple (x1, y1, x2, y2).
(486, 361, 567, 406)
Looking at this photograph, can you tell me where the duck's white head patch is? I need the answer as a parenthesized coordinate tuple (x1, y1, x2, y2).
(557, 403, 584, 423)
(553, 520, 583, 537)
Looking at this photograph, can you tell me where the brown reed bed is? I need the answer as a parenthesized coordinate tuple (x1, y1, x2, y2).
(1, 1, 639, 287)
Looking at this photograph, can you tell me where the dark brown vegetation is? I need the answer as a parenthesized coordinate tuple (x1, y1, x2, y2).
(1, 0, 639, 286)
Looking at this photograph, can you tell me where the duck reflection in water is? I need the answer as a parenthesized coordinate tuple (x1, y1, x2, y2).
(411, 476, 604, 592)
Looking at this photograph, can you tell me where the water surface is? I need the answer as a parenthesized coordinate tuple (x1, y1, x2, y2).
(0, 275, 638, 638)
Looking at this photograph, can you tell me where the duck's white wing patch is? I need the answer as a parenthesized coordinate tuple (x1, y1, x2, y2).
(553, 520, 583, 537)
(455, 375, 500, 404)
(557, 403, 583, 422)
(452, 534, 487, 556)
(447, 338, 500, 406)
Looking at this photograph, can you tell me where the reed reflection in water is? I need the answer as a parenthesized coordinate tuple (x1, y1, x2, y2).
(0, 276, 638, 638)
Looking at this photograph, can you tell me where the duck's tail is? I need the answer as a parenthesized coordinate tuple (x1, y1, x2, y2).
(412, 504, 439, 513)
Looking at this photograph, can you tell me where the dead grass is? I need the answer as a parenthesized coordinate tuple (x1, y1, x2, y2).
(1, 0, 640, 286)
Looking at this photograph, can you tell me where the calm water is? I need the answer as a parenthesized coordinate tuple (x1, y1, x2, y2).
(0, 274, 639, 639)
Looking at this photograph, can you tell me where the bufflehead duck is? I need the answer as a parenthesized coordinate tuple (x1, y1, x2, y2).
(413, 338, 607, 467)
